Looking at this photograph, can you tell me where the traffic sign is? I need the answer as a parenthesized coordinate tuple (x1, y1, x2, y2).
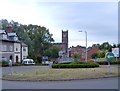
(105, 52, 115, 61)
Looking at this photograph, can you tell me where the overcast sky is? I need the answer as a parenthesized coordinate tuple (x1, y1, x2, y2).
(0, 0, 118, 47)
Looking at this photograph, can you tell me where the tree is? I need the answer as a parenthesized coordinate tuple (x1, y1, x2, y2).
(0, 19, 54, 61)
(92, 44, 100, 48)
(91, 53, 98, 59)
(112, 44, 117, 48)
(99, 42, 112, 50)
(117, 43, 120, 48)
(0, 19, 8, 30)
(44, 45, 60, 59)
(72, 52, 80, 63)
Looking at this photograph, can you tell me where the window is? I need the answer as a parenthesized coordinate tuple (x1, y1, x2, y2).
(2, 45, 7, 51)
(14, 37, 18, 41)
(3, 34, 7, 39)
(23, 56, 27, 59)
(10, 45, 13, 52)
(16, 48, 18, 51)
(23, 47, 26, 51)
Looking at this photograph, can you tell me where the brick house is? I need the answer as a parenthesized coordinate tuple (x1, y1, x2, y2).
(87, 47, 99, 58)
(69, 45, 99, 60)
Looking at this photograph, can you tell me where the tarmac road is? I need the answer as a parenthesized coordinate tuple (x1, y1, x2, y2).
(2, 77, 118, 89)
(2, 66, 49, 74)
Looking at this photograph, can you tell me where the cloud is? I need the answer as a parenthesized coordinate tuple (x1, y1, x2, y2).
(0, 1, 118, 47)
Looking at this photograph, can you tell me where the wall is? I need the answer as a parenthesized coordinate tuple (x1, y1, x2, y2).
(22, 46, 28, 60)
(14, 42, 21, 63)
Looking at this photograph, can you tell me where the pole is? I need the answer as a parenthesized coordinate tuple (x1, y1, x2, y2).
(78, 30, 88, 62)
(85, 31, 87, 62)
(108, 61, 111, 74)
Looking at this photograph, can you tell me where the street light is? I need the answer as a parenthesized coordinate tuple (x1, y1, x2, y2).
(78, 30, 87, 62)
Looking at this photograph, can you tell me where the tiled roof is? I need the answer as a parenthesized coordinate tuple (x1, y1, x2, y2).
(7, 33, 17, 37)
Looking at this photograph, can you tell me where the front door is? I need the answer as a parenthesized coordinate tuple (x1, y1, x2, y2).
(16, 56, 19, 63)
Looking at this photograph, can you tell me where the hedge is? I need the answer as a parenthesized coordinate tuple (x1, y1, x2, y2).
(2, 61, 9, 67)
(96, 60, 120, 65)
(59, 62, 86, 64)
(52, 63, 99, 68)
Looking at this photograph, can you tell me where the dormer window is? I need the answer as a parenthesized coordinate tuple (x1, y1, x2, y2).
(14, 36, 18, 41)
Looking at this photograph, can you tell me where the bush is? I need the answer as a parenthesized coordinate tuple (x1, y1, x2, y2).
(2, 60, 9, 67)
(96, 61, 108, 65)
(52, 62, 99, 68)
(59, 62, 86, 64)
(96, 60, 120, 65)
(59, 62, 72, 64)
(13, 63, 22, 66)
(110, 60, 120, 64)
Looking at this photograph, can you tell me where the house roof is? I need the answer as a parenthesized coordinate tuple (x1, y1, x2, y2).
(21, 42, 28, 47)
(0, 39, 20, 43)
(7, 33, 17, 37)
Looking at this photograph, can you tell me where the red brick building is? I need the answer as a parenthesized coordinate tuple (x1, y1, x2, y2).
(69, 45, 99, 60)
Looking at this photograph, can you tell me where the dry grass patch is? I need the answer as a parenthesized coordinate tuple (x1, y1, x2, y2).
(3, 66, 119, 81)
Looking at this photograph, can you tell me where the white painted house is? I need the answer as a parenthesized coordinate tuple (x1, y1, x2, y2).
(0, 25, 28, 63)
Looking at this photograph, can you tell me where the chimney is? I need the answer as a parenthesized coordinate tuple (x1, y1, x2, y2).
(6, 24, 13, 33)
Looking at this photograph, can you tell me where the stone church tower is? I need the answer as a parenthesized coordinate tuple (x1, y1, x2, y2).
(62, 30, 68, 53)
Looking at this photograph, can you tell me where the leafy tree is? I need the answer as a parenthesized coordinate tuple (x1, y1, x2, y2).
(91, 50, 107, 59)
(0, 19, 54, 61)
(92, 44, 100, 48)
(112, 44, 117, 48)
(117, 43, 120, 48)
(44, 45, 60, 59)
(91, 53, 98, 59)
(99, 42, 112, 50)
(0, 19, 8, 30)
(72, 52, 80, 63)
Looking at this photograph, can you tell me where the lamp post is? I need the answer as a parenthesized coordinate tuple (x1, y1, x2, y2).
(79, 31, 87, 62)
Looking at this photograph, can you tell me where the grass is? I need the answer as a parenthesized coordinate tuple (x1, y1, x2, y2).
(3, 65, 119, 81)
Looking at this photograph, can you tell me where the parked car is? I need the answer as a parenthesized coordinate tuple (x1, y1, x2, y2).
(22, 59, 35, 65)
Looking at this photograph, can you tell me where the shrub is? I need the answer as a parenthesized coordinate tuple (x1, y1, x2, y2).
(59, 62, 72, 64)
(96, 61, 108, 65)
(110, 60, 120, 64)
(52, 62, 99, 68)
(2, 60, 9, 67)
(59, 62, 87, 64)
(96, 60, 120, 65)
(13, 63, 22, 66)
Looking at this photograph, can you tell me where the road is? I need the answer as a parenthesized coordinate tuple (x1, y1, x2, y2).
(2, 77, 118, 89)
(1, 65, 119, 89)
(2, 66, 49, 74)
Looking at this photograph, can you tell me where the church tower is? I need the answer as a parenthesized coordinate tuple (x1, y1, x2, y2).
(62, 30, 68, 53)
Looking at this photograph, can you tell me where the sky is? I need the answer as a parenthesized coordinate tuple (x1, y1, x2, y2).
(0, 0, 118, 47)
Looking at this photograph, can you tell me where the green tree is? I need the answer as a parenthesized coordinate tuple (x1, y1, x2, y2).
(91, 52, 98, 59)
(99, 42, 112, 50)
(44, 45, 60, 59)
(112, 44, 117, 48)
(72, 52, 80, 63)
(0, 19, 54, 61)
(117, 43, 120, 48)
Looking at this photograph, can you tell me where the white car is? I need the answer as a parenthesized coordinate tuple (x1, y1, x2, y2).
(22, 59, 35, 65)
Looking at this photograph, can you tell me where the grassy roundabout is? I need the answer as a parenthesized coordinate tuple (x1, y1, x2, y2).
(2, 65, 119, 81)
